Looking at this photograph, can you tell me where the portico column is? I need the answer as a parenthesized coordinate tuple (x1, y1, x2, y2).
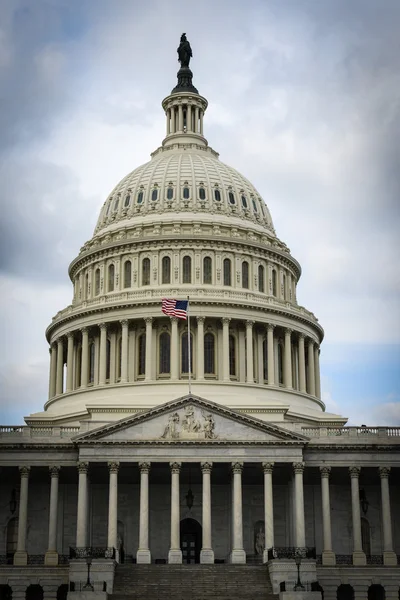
(107, 462, 119, 556)
(168, 462, 182, 563)
(267, 324, 275, 385)
(171, 107, 176, 134)
(379, 467, 397, 565)
(262, 463, 274, 563)
(99, 323, 107, 385)
(76, 462, 89, 548)
(320, 467, 335, 565)
(200, 110, 204, 135)
(120, 320, 129, 383)
(49, 344, 57, 399)
(298, 334, 306, 393)
(200, 462, 214, 563)
(197, 317, 204, 380)
(80, 327, 89, 388)
(137, 462, 151, 563)
(66, 332, 74, 392)
(56, 337, 64, 395)
(307, 339, 315, 396)
(314, 345, 321, 399)
(349, 467, 366, 565)
(171, 317, 179, 380)
(246, 320, 254, 383)
(145, 318, 153, 381)
(230, 462, 246, 563)
(13, 466, 30, 565)
(293, 462, 305, 548)
(284, 328, 293, 389)
(45, 466, 60, 565)
(222, 318, 230, 381)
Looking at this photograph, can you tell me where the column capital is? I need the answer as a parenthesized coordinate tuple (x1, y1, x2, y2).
(349, 466, 361, 478)
(77, 461, 89, 474)
(201, 461, 213, 474)
(262, 462, 274, 474)
(307, 337, 315, 347)
(231, 462, 243, 474)
(170, 316, 178, 324)
(80, 326, 88, 335)
(320, 466, 331, 478)
(267, 323, 275, 332)
(222, 317, 231, 326)
(145, 317, 153, 326)
(49, 466, 60, 478)
(67, 331, 74, 340)
(120, 319, 129, 328)
(298, 332, 305, 340)
(57, 336, 64, 345)
(285, 328, 293, 336)
(170, 461, 181, 473)
(245, 320, 255, 328)
(379, 466, 391, 479)
(139, 462, 151, 474)
(108, 461, 120, 474)
(99, 322, 107, 331)
(196, 316, 205, 324)
(293, 462, 305, 474)
(19, 466, 30, 478)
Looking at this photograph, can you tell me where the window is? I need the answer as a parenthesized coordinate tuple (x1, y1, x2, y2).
(214, 189, 221, 201)
(142, 258, 150, 286)
(106, 199, 112, 216)
(204, 332, 215, 375)
(106, 339, 111, 380)
(223, 258, 232, 286)
(181, 332, 193, 374)
(113, 196, 120, 212)
(95, 268, 100, 296)
(89, 342, 95, 384)
(203, 256, 212, 284)
(137, 191, 143, 204)
(162, 256, 171, 284)
(124, 194, 131, 207)
(241, 195, 248, 208)
(229, 335, 236, 377)
(183, 186, 190, 199)
(167, 187, 173, 200)
(182, 255, 191, 283)
(124, 261, 132, 288)
(228, 191, 235, 204)
(151, 188, 158, 201)
(199, 187, 206, 200)
(272, 269, 277, 297)
(159, 332, 171, 374)
(258, 265, 265, 293)
(138, 333, 146, 376)
(252, 198, 258, 212)
(108, 264, 115, 292)
(242, 261, 249, 289)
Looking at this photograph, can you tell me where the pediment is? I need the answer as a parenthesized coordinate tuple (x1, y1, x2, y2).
(74, 395, 308, 445)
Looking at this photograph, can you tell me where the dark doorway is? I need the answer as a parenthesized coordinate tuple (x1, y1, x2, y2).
(337, 584, 354, 600)
(56, 586, 68, 600)
(368, 585, 385, 600)
(0, 585, 12, 600)
(26, 586, 43, 600)
(180, 518, 202, 564)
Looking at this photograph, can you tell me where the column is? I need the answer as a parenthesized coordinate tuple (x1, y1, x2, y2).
(49, 344, 57, 399)
(246, 320, 254, 383)
(230, 462, 246, 563)
(197, 317, 204, 381)
(187, 103, 192, 131)
(349, 466, 366, 565)
(298, 334, 306, 393)
(171, 317, 179, 380)
(145, 318, 153, 381)
(13, 466, 30, 565)
(120, 320, 129, 383)
(320, 467, 335, 565)
(262, 462, 274, 563)
(293, 462, 305, 548)
(56, 337, 64, 395)
(80, 327, 89, 388)
(166, 108, 170, 135)
(107, 462, 119, 557)
(168, 462, 182, 563)
(171, 107, 176, 134)
(195, 106, 199, 133)
(314, 344, 321, 399)
(307, 339, 315, 396)
(222, 318, 230, 382)
(267, 324, 275, 385)
(200, 110, 204, 135)
(45, 466, 60, 565)
(137, 462, 151, 563)
(99, 323, 107, 385)
(284, 328, 293, 389)
(178, 104, 183, 132)
(200, 462, 214, 563)
(65, 332, 74, 392)
(379, 467, 397, 565)
(76, 462, 89, 548)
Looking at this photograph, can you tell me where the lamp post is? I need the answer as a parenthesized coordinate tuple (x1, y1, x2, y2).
(294, 554, 305, 591)
(83, 555, 94, 591)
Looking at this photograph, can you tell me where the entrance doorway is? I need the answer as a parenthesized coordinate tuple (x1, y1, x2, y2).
(180, 518, 202, 564)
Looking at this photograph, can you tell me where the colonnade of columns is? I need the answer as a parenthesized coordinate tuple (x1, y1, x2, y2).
(11, 462, 396, 567)
(48, 318, 321, 401)
(165, 102, 204, 136)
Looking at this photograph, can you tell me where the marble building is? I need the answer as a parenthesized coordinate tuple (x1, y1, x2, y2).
(0, 37, 399, 600)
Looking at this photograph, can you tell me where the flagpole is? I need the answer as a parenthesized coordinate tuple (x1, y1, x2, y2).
(187, 295, 192, 395)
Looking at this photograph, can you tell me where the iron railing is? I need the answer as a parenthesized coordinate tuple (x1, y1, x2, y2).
(336, 555, 352, 565)
(69, 547, 115, 560)
(366, 555, 384, 565)
(27, 555, 45, 565)
(267, 547, 316, 560)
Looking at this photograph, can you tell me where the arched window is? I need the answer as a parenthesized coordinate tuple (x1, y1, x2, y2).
(137, 190, 143, 204)
(368, 585, 385, 600)
(263, 338, 268, 380)
(116, 337, 122, 380)
(113, 196, 119, 212)
(106, 339, 111, 380)
(199, 187, 206, 200)
(228, 191, 235, 204)
(85, 273, 89, 298)
(361, 517, 371, 555)
(89, 341, 95, 384)
(182, 255, 191, 283)
(142, 258, 150, 285)
(138, 333, 146, 376)
(57, 585, 68, 600)
(0, 584, 13, 600)
(183, 186, 190, 199)
(214, 189, 221, 201)
(241, 195, 248, 208)
(159, 332, 171, 374)
(151, 188, 158, 201)
(252, 198, 258, 212)
(162, 256, 171, 284)
(337, 584, 354, 600)
(95, 268, 100, 296)
(229, 335, 236, 377)
(26, 586, 44, 600)
(124, 261, 132, 288)
(181, 332, 193, 374)
(223, 258, 232, 286)
(258, 265, 265, 293)
(124, 194, 131, 207)
(203, 257, 212, 284)
(167, 187, 173, 200)
(106, 199, 112, 216)
(204, 332, 215, 375)
(272, 269, 277, 297)
(242, 261, 249, 289)
(108, 264, 115, 292)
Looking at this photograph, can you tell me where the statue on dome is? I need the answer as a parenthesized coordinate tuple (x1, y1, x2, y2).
(177, 33, 192, 68)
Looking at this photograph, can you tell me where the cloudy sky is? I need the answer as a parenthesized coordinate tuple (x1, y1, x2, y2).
(0, 0, 399, 425)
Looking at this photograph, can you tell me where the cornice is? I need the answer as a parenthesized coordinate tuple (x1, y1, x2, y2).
(306, 444, 400, 452)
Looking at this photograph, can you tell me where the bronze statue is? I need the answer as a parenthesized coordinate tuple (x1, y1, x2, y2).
(177, 33, 192, 68)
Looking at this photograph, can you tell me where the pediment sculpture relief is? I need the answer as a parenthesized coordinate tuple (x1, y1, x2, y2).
(161, 405, 217, 440)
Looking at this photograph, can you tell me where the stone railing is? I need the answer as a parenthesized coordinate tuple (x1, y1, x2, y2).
(267, 547, 316, 560)
(0, 426, 80, 439)
(302, 426, 400, 438)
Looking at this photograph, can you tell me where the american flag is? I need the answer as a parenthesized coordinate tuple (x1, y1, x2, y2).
(161, 298, 189, 320)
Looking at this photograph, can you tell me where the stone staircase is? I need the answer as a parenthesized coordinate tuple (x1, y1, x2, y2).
(111, 564, 279, 600)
